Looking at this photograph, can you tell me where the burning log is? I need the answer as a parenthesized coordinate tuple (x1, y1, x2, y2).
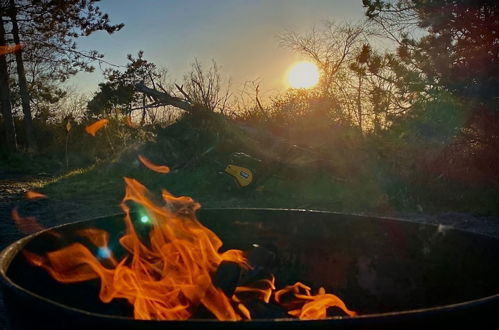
(241, 300, 289, 319)
(213, 261, 241, 298)
(243, 244, 278, 281)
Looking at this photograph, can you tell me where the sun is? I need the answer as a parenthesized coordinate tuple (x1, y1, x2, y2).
(286, 61, 320, 89)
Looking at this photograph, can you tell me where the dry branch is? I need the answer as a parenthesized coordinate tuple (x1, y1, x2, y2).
(134, 81, 195, 113)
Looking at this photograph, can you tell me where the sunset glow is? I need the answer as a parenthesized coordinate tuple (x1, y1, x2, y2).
(286, 61, 320, 89)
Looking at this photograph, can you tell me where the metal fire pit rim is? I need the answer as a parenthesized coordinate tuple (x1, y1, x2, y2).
(204, 207, 499, 239)
(1, 208, 499, 324)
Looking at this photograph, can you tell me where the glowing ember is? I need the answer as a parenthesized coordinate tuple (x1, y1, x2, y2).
(138, 155, 170, 173)
(23, 178, 356, 320)
(85, 119, 109, 136)
(11, 208, 44, 234)
(25, 191, 47, 200)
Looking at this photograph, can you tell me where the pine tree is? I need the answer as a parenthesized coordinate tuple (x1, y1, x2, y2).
(1, 0, 123, 152)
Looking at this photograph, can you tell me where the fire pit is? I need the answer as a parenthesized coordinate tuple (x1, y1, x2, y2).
(2, 208, 499, 329)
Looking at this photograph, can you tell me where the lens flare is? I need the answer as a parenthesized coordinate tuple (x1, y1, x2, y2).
(85, 119, 109, 136)
(25, 191, 47, 200)
(138, 155, 170, 174)
(11, 208, 44, 234)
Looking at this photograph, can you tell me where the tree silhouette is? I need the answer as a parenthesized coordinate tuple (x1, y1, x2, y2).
(0, 0, 123, 152)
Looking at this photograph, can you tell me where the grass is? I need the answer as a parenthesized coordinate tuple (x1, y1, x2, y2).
(26, 154, 407, 221)
(5, 115, 499, 221)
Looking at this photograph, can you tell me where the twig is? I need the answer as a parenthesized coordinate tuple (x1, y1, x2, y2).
(255, 84, 269, 120)
(175, 83, 192, 102)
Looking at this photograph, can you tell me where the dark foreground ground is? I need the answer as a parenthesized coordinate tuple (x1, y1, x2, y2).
(1, 173, 498, 329)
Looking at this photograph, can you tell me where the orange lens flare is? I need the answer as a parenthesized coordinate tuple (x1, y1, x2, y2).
(11, 208, 44, 234)
(138, 155, 170, 173)
(0, 44, 24, 55)
(25, 191, 47, 200)
(85, 119, 109, 136)
(24, 178, 355, 320)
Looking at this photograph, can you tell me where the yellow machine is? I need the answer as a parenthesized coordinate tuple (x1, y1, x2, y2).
(224, 164, 253, 187)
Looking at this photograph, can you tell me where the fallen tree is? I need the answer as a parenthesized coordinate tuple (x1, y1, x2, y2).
(134, 81, 196, 113)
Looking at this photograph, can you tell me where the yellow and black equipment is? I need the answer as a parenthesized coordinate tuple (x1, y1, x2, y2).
(223, 152, 260, 188)
(224, 164, 253, 187)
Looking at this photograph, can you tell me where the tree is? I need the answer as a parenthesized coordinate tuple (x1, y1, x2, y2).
(280, 21, 367, 98)
(363, 0, 499, 181)
(349, 43, 420, 133)
(0, 11, 16, 152)
(363, 0, 498, 115)
(8, 0, 123, 81)
(0, 0, 123, 152)
(87, 52, 166, 124)
(8, 0, 36, 150)
(279, 21, 405, 132)
(182, 59, 231, 114)
(90, 55, 233, 127)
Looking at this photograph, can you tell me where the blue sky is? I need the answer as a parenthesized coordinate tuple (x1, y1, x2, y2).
(71, 0, 366, 96)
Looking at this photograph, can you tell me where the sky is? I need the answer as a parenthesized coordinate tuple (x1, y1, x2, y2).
(71, 0, 367, 98)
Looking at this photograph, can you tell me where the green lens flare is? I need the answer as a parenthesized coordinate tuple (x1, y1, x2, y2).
(140, 215, 150, 223)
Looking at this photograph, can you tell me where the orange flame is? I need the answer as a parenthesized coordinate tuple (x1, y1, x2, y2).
(290, 287, 357, 318)
(25, 178, 248, 320)
(25, 191, 47, 200)
(85, 119, 109, 136)
(138, 155, 170, 174)
(234, 276, 276, 304)
(24, 178, 356, 320)
(275, 282, 312, 304)
(0, 44, 23, 55)
(11, 208, 44, 234)
(237, 303, 251, 319)
(275, 284, 357, 318)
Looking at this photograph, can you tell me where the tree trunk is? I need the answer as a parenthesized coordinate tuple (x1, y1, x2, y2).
(9, 0, 37, 151)
(0, 14, 17, 153)
(357, 72, 363, 132)
(140, 93, 146, 126)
